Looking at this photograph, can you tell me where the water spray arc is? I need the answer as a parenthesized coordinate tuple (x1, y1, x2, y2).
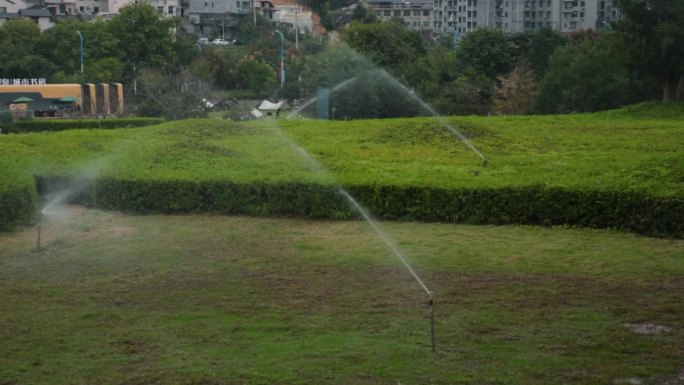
(338, 190, 437, 352)
(273, 127, 437, 352)
(285, 75, 361, 120)
(286, 68, 488, 168)
(375, 69, 488, 167)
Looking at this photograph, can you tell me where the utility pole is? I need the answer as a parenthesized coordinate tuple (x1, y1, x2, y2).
(252, 0, 257, 25)
(76, 30, 84, 81)
(294, 5, 298, 50)
(274, 29, 285, 87)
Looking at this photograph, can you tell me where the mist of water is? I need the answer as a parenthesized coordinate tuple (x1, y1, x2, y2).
(375, 69, 488, 166)
(284, 65, 487, 166)
(285, 75, 360, 120)
(267, 121, 432, 296)
(40, 156, 111, 215)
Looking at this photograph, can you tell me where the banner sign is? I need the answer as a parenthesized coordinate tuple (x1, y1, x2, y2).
(0, 78, 48, 85)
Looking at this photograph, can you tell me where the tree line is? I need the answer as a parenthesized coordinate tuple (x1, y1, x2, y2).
(0, 0, 681, 119)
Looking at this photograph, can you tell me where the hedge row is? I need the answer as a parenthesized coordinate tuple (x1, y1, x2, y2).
(33, 176, 684, 237)
(1, 118, 165, 133)
(348, 185, 684, 237)
(0, 181, 36, 231)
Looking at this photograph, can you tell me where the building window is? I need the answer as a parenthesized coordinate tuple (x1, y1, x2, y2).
(384, 10, 390, 16)
(423, 10, 429, 15)
(168, 5, 174, 14)
(394, 10, 400, 16)
(423, 20, 429, 26)
(403, 10, 410, 16)
(94, 6, 99, 12)
(157, 6, 163, 12)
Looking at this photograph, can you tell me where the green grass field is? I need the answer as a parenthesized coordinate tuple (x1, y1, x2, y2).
(1, 206, 682, 384)
(2, 104, 682, 194)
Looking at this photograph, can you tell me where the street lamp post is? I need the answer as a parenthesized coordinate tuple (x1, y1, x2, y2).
(76, 30, 84, 80)
(274, 29, 284, 87)
(219, 21, 225, 40)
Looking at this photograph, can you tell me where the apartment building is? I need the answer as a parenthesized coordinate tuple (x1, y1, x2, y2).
(368, 0, 620, 36)
(368, 0, 433, 36)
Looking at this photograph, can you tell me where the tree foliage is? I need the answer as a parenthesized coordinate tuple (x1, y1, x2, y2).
(614, 0, 684, 100)
(234, 58, 276, 98)
(494, 60, 538, 115)
(340, 20, 425, 71)
(455, 28, 514, 81)
(527, 27, 567, 79)
(535, 33, 635, 113)
(108, 3, 178, 76)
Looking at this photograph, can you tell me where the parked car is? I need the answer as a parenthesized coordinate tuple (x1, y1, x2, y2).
(212, 38, 230, 46)
(197, 38, 209, 46)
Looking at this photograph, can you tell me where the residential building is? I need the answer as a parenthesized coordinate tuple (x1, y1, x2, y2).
(186, 0, 249, 36)
(367, 0, 621, 36)
(368, 0, 433, 36)
(270, 0, 324, 36)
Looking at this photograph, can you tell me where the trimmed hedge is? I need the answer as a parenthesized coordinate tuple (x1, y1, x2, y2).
(2, 118, 165, 133)
(0, 180, 36, 231)
(346, 185, 684, 237)
(32, 175, 684, 237)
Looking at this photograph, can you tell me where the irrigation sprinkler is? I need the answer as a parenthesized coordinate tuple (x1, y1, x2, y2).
(428, 291, 436, 352)
(36, 212, 42, 249)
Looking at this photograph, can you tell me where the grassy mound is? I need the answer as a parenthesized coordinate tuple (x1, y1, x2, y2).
(0, 103, 682, 235)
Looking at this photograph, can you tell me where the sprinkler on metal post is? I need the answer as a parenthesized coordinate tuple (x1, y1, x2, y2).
(36, 211, 42, 249)
(428, 290, 436, 353)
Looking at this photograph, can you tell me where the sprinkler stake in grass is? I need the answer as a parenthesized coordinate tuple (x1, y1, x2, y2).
(36, 215, 42, 249)
(428, 291, 436, 353)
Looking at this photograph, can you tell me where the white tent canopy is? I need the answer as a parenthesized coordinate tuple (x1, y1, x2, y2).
(257, 100, 284, 110)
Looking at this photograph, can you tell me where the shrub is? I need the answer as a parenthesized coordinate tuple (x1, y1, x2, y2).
(2, 117, 164, 133)
(0, 173, 36, 231)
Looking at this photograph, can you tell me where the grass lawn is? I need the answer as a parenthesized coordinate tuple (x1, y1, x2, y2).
(1, 206, 682, 384)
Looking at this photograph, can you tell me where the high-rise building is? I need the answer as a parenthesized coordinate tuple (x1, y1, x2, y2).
(367, 0, 621, 36)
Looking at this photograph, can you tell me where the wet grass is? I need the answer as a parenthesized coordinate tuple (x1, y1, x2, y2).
(1, 206, 682, 384)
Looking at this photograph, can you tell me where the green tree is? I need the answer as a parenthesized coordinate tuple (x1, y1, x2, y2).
(41, 19, 121, 81)
(351, 4, 377, 23)
(432, 68, 494, 115)
(340, 20, 425, 71)
(456, 28, 514, 81)
(527, 27, 567, 79)
(108, 3, 177, 77)
(614, 0, 684, 101)
(535, 33, 635, 113)
(0, 20, 44, 77)
(234, 58, 276, 98)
